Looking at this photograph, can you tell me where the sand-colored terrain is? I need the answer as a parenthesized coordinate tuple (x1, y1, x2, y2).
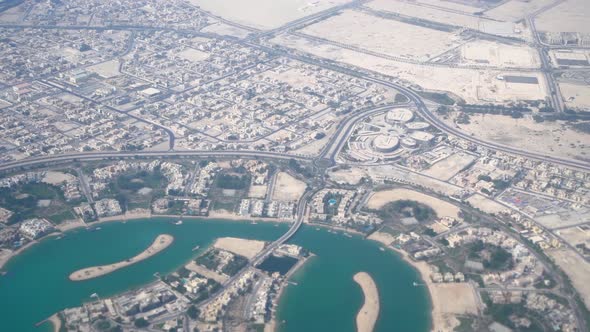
(213, 237, 266, 259)
(423, 152, 477, 181)
(535, 0, 590, 33)
(466, 194, 510, 215)
(559, 82, 590, 109)
(415, 0, 481, 14)
(248, 185, 267, 199)
(42, 171, 78, 185)
(556, 226, 590, 248)
(201, 22, 252, 38)
(353, 272, 380, 332)
(48, 313, 62, 332)
(86, 60, 121, 78)
(329, 167, 368, 185)
(69, 234, 173, 281)
(367, 231, 395, 246)
(56, 219, 86, 232)
(367, 188, 460, 219)
(368, 236, 478, 332)
(446, 113, 590, 160)
(176, 48, 209, 62)
(459, 40, 540, 68)
(484, 0, 556, 22)
(366, 0, 528, 39)
(188, 0, 348, 29)
(272, 172, 306, 202)
(301, 9, 461, 62)
(548, 248, 590, 307)
(270, 34, 547, 104)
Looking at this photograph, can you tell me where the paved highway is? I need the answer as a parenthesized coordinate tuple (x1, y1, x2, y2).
(0, 150, 312, 174)
(268, 48, 590, 171)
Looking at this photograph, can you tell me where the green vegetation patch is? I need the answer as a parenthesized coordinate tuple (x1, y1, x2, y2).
(417, 91, 455, 105)
(215, 173, 251, 190)
(376, 200, 437, 223)
(0, 183, 75, 224)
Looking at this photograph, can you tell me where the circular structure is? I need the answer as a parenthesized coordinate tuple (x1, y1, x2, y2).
(385, 108, 414, 124)
(405, 122, 430, 130)
(401, 137, 418, 148)
(410, 131, 435, 143)
(372, 135, 400, 153)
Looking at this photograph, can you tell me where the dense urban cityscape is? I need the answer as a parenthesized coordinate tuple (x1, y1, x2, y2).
(0, 0, 589, 332)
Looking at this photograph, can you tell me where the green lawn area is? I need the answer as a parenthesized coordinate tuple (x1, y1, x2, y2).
(0, 182, 74, 224)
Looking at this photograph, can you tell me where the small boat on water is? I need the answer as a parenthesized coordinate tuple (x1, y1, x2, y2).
(192, 245, 200, 251)
(252, 221, 258, 225)
(90, 227, 101, 232)
(174, 220, 183, 225)
(379, 247, 385, 251)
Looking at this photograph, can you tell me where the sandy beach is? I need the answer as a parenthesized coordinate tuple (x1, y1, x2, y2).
(368, 231, 478, 332)
(69, 234, 174, 281)
(353, 272, 380, 332)
(48, 313, 61, 332)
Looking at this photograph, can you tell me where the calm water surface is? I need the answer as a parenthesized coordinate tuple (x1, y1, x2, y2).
(0, 219, 430, 332)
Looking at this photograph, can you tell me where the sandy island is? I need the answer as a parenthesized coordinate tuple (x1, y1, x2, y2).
(353, 272, 380, 332)
(69, 234, 173, 281)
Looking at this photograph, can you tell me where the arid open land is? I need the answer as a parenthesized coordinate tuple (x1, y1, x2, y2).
(0, 0, 589, 332)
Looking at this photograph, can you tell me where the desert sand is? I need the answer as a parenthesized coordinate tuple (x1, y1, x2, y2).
(272, 172, 307, 202)
(69, 234, 173, 281)
(353, 272, 380, 332)
(213, 237, 266, 259)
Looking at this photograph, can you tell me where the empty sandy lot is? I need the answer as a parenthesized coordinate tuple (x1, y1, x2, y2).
(367, 188, 460, 219)
(301, 9, 461, 62)
(466, 194, 510, 215)
(176, 48, 209, 62)
(86, 60, 121, 78)
(460, 40, 540, 68)
(188, 0, 348, 29)
(559, 82, 590, 109)
(353, 272, 380, 332)
(557, 226, 590, 248)
(329, 167, 367, 185)
(446, 113, 590, 160)
(430, 282, 479, 331)
(484, 0, 555, 22)
(248, 185, 267, 199)
(271, 34, 547, 103)
(213, 237, 266, 259)
(535, 0, 590, 33)
(272, 172, 306, 202)
(366, 0, 526, 39)
(549, 248, 590, 307)
(423, 152, 477, 181)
